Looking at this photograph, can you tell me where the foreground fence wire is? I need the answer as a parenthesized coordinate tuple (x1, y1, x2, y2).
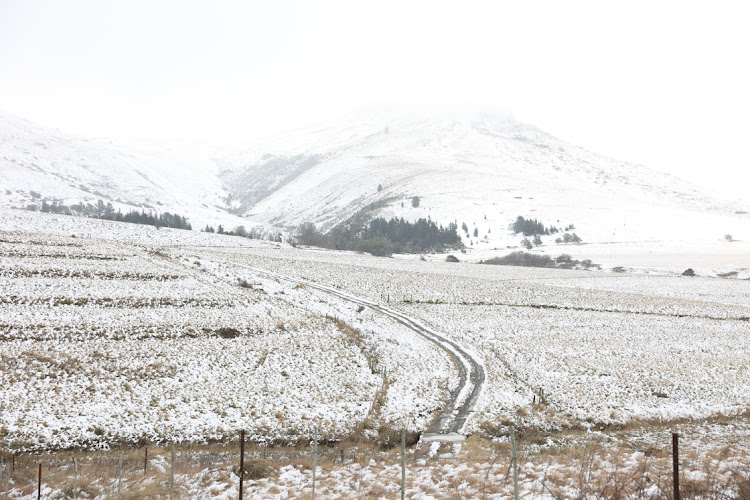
(1, 431, 750, 499)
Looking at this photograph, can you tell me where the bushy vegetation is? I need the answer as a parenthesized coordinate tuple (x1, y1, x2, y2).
(293, 222, 335, 248)
(510, 216, 560, 236)
(355, 237, 394, 257)
(361, 217, 460, 251)
(555, 233, 582, 244)
(293, 216, 462, 255)
(482, 251, 598, 269)
(483, 252, 555, 268)
(101, 209, 192, 230)
(203, 224, 282, 242)
(38, 198, 192, 230)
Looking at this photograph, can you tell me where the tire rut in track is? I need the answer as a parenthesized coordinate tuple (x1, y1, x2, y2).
(240, 264, 485, 435)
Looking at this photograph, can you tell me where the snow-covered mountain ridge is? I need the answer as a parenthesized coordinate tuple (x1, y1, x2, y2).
(2, 112, 747, 246)
(223, 114, 749, 246)
(0, 112, 249, 230)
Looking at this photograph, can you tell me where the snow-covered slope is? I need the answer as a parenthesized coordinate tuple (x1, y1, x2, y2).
(2, 111, 747, 248)
(222, 114, 750, 246)
(0, 113, 253, 231)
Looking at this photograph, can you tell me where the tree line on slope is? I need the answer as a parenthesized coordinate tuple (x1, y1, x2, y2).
(32, 198, 192, 230)
(293, 217, 462, 256)
(510, 216, 561, 236)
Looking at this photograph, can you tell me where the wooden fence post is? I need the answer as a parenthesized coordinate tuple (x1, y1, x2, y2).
(118, 449, 123, 494)
(239, 431, 245, 500)
(73, 458, 78, 500)
(171, 442, 176, 492)
(400, 428, 407, 500)
(311, 428, 318, 500)
(511, 427, 519, 500)
(672, 432, 680, 500)
(37, 463, 41, 500)
(4, 457, 8, 500)
(144, 447, 148, 475)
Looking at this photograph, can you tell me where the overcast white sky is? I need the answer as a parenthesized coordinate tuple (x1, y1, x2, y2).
(1, 0, 748, 200)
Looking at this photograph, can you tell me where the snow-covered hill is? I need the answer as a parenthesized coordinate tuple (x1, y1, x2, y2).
(222, 113, 749, 247)
(2, 111, 747, 248)
(0, 113, 252, 231)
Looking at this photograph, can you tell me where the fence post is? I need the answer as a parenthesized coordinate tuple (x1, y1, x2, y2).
(239, 431, 245, 500)
(171, 442, 176, 492)
(4, 457, 8, 500)
(144, 447, 148, 475)
(118, 449, 123, 494)
(311, 428, 318, 500)
(37, 463, 41, 500)
(400, 428, 406, 500)
(73, 458, 78, 500)
(672, 432, 680, 500)
(511, 427, 519, 500)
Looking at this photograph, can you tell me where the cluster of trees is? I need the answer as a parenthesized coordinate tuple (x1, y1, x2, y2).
(361, 217, 460, 250)
(40, 200, 71, 215)
(510, 216, 560, 236)
(521, 232, 582, 249)
(555, 233, 582, 244)
(292, 222, 335, 249)
(203, 224, 283, 242)
(96, 210, 192, 229)
(482, 251, 596, 269)
(293, 216, 462, 256)
(519, 234, 544, 249)
(34, 198, 192, 230)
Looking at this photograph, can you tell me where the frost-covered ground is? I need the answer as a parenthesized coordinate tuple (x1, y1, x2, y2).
(1, 208, 749, 459)
(191, 242, 750, 436)
(0, 223, 455, 451)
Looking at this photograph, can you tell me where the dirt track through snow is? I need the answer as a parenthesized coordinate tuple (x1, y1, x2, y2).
(237, 263, 486, 435)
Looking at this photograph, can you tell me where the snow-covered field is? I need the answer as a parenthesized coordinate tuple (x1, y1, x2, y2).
(1, 208, 749, 456)
(0, 216, 456, 451)
(193, 243, 750, 433)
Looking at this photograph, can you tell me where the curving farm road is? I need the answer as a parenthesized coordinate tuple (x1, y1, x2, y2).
(241, 264, 485, 436)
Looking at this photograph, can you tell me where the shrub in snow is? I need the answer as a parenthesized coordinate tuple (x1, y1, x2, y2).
(483, 251, 555, 268)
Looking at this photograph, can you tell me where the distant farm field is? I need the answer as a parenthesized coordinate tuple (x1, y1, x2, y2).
(1, 215, 749, 456)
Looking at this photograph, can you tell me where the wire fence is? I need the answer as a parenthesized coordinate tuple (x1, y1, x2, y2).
(2, 431, 750, 499)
